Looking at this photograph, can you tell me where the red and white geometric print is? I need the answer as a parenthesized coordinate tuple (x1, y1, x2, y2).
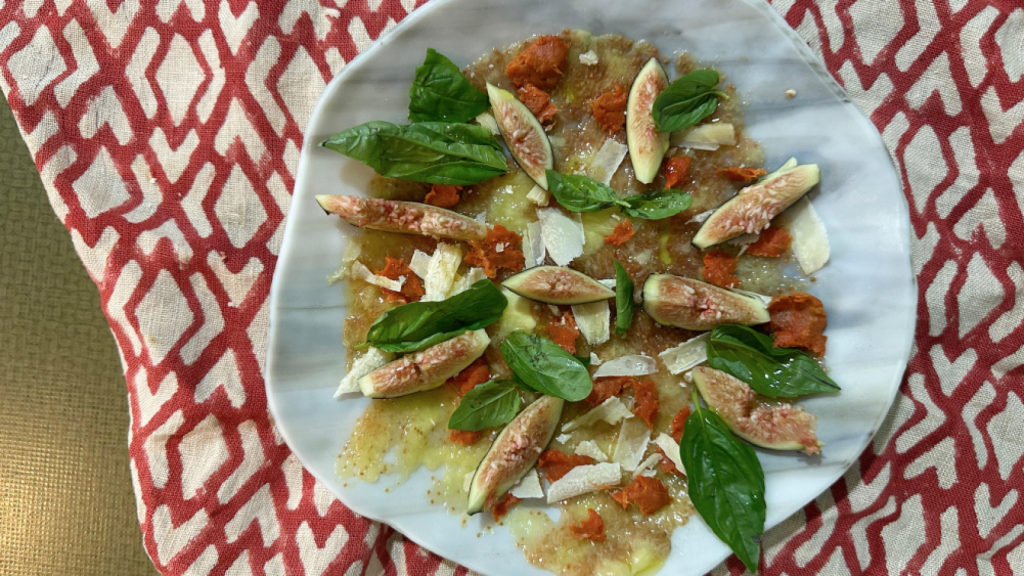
(0, 0, 1021, 574)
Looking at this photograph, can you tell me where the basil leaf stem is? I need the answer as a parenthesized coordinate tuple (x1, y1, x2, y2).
(651, 70, 728, 133)
(448, 379, 521, 431)
(705, 325, 840, 398)
(500, 331, 593, 401)
(681, 390, 765, 572)
(614, 259, 634, 334)
(409, 49, 491, 123)
(363, 280, 506, 353)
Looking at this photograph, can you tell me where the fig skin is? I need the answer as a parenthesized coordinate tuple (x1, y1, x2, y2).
(467, 395, 564, 514)
(626, 58, 670, 184)
(486, 83, 553, 189)
(502, 266, 615, 305)
(692, 164, 820, 249)
(315, 195, 488, 241)
(642, 274, 769, 331)
(359, 330, 490, 399)
(691, 366, 823, 454)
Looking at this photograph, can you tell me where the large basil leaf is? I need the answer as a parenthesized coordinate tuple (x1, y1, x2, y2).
(500, 331, 593, 402)
(320, 121, 508, 185)
(705, 325, 840, 398)
(362, 280, 506, 353)
(448, 379, 521, 431)
(681, 392, 765, 573)
(614, 259, 634, 334)
(546, 170, 625, 213)
(409, 48, 490, 123)
(652, 70, 728, 133)
(620, 189, 693, 220)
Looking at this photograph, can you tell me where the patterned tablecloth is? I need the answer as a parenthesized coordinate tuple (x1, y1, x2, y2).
(1, 0, 1021, 574)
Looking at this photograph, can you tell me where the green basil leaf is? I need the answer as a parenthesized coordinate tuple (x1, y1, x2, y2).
(320, 121, 508, 186)
(512, 372, 538, 393)
(620, 189, 693, 220)
(705, 325, 840, 398)
(448, 379, 522, 431)
(546, 170, 628, 213)
(409, 48, 490, 123)
(652, 70, 728, 133)
(614, 259, 634, 334)
(500, 331, 593, 401)
(681, 392, 765, 573)
(363, 280, 506, 353)
(405, 121, 501, 150)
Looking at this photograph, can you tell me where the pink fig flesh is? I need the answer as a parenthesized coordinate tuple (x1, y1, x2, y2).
(691, 366, 822, 454)
(502, 266, 614, 305)
(316, 195, 488, 241)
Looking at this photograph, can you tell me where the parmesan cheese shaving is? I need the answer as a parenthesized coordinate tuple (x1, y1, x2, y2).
(555, 433, 572, 444)
(597, 278, 616, 290)
(475, 112, 500, 136)
(633, 453, 662, 478)
(351, 261, 405, 292)
(326, 266, 347, 285)
(671, 122, 736, 150)
(546, 463, 622, 503)
(409, 250, 432, 279)
(561, 397, 633, 432)
(688, 209, 714, 224)
(659, 333, 710, 375)
(579, 50, 599, 66)
(448, 267, 487, 297)
(732, 288, 772, 307)
(729, 233, 760, 256)
(653, 433, 686, 475)
(335, 347, 394, 397)
(587, 139, 628, 185)
(593, 354, 658, 378)
(571, 301, 610, 346)
(526, 185, 550, 206)
(780, 197, 830, 275)
(538, 208, 585, 266)
(574, 440, 609, 462)
(422, 243, 462, 301)
(522, 221, 547, 267)
(327, 239, 365, 283)
(590, 352, 602, 366)
(510, 469, 544, 499)
(612, 418, 651, 472)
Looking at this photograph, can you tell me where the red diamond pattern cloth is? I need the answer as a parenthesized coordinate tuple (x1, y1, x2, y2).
(1, 0, 1022, 574)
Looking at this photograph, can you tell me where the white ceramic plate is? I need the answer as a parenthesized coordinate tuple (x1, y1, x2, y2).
(266, 0, 916, 574)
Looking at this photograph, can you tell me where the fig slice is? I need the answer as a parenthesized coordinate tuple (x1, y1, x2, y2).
(502, 266, 615, 305)
(316, 195, 488, 241)
(691, 366, 822, 454)
(641, 274, 769, 331)
(358, 330, 490, 398)
(487, 83, 553, 189)
(467, 395, 565, 514)
(626, 58, 671, 184)
(691, 163, 820, 249)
